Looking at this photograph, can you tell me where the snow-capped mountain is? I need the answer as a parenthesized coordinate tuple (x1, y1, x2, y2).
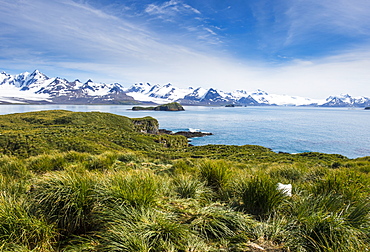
(125, 83, 194, 104)
(320, 94, 370, 107)
(0, 70, 369, 107)
(0, 70, 134, 104)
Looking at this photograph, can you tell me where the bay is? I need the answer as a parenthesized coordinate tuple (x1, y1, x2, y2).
(0, 105, 369, 158)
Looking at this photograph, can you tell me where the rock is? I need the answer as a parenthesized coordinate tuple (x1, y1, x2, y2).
(173, 131, 213, 138)
(131, 117, 159, 134)
(365, 107, 370, 110)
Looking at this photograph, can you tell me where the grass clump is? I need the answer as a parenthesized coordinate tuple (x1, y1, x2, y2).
(102, 170, 161, 208)
(83, 152, 118, 171)
(27, 152, 67, 173)
(197, 159, 232, 193)
(288, 194, 370, 251)
(0, 193, 55, 251)
(29, 168, 99, 236)
(189, 204, 251, 240)
(99, 205, 197, 252)
(237, 176, 289, 219)
(172, 174, 210, 200)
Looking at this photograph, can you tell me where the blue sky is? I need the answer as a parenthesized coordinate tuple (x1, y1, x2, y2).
(1, 0, 370, 98)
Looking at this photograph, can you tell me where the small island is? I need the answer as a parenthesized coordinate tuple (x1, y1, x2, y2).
(132, 102, 185, 111)
(225, 104, 243, 107)
(365, 107, 370, 110)
(159, 129, 213, 138)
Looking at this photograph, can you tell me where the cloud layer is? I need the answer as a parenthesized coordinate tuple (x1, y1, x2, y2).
(0, 0, 369, 98)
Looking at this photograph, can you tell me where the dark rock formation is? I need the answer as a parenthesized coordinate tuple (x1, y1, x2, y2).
(173, 131, 213, 138)
(131, 117, 159, 134)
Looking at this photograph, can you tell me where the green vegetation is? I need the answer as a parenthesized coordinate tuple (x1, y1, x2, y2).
(0, 110, 369, 251)
(132, 102, 185, 111)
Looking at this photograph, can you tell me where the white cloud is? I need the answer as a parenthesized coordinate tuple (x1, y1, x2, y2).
(0, 0, 369, 99)
(145, 0, 201, 17)
(283, 0, 370, 45)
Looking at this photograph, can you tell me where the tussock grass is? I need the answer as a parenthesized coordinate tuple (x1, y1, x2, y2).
(27, 152, 67, 173)
(286, 193, 370, 251)
(29, 168, 99, 235)
(0, 155, 29, 179)
(83, 152, 118, 171)
(0, 193, 56, 251)
(197, 159, 232, 192)
(99, 205, 198, 252)
(101, 170, 161, 208)
(237, 175, 289, 219)
(189, 204, 251, 240)
(268, 165, 304, 183)
(172, 174, 211, 200)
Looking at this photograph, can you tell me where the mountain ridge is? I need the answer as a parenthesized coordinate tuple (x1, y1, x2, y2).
(0, 70, 369, 107)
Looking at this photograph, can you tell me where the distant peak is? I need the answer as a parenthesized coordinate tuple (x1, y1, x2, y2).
(85, 79, 93, 84)
(253, 89, 268, 95)
(31, 69, 42, 75)
(340, 93, 351, 98)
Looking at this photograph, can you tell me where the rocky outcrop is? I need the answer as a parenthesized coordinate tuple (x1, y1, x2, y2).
(173, 131, 213, 138)
(131, 117, 159, 134)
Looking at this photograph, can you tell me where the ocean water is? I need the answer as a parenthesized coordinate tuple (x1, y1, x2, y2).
(0, 105, 369, 158)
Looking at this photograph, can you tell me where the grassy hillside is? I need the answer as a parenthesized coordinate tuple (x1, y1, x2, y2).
(0, 110, 187, 157)
(0, 110, 369, 251)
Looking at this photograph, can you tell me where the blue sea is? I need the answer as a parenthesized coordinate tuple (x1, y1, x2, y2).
(0, 105, 369, 158)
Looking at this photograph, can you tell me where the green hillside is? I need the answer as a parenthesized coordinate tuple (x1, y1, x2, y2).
(0, 110, 369, 251)
(0, 110, 187, 157)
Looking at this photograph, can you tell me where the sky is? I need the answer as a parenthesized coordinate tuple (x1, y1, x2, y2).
(0, 0, 370, 98)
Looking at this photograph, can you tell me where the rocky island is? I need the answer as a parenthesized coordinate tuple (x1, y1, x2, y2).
(159, 129, 213, 138)
(132, 102, 185, 111)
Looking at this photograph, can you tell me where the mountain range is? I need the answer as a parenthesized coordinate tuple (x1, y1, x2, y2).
(0, 70, 369, 107)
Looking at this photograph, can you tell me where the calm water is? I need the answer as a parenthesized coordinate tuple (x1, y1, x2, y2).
(0, 105, 369, 158)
